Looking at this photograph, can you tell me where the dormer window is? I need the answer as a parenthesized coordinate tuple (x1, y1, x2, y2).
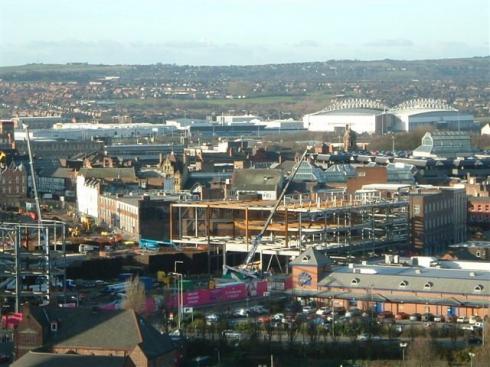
(302, 255, 311, 262)
(424, 282, 433, 290)
(399, 280, 409, 288)
(474, 284, 484, 293)
(351, 278, 360, 286)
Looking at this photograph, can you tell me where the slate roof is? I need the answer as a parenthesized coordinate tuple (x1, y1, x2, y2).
(26, 306, 175, 358)
(12, 351, 126, 367)
(290, 247, 332, 267)
(318, 265, 490, 296)
(79, 167, 136, 181)
(231, 169, 283, 192)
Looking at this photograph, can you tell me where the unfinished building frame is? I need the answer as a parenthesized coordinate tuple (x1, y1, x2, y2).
(170, 193, 409, 273)
(0, 220, 67, 312)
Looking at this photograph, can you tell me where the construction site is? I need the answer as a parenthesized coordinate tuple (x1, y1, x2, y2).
(0, 220, 68, 312)
(169, 192, 410, 274)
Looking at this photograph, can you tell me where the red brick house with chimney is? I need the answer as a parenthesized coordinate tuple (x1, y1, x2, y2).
(13, 304, 179, 366)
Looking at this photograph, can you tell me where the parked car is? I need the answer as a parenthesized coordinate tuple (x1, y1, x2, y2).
(205, 313, 219, 325)
(433, 315, 445, 322)
(409, 313, 421, 321)
(457, 316, 469, 323)
(222, 330, 242, 341)
(421, 313, 434, 322)
(377, 311, 394, 321)
(395, 312, 409, 320)
(232, 308, 249, 318)
(357, 333, 369, 341)
(284, 301, 302, 314)
(302, 305, 315, 314)
(272, 313, 285, 321)
(469, 316, 482, 325)
(462, 324, 478, 331)
(316, 306, 330, 316)
(249, 305, 269, 315)
(345, 308, 361, 318)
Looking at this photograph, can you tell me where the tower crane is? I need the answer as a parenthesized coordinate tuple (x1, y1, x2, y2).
(223, 149, 309, 280)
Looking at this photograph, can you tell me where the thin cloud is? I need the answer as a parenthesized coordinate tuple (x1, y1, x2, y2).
(364, 39, 414, 47)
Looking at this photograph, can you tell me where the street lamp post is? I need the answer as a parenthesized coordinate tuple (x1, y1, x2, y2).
(173, 261, 184, 330)
(174, 260, 183, 274)
(400, 342, 408, 363)
(468, 352, 475, 367)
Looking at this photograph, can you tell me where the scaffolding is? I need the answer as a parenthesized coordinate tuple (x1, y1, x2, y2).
(170, 193, 409, 272)
(0, 220, 67, 312)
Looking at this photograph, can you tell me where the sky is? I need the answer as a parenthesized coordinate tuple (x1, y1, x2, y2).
(0, 0, 489, 66)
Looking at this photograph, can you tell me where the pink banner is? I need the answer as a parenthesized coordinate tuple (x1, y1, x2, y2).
(167, 283, 249, 308)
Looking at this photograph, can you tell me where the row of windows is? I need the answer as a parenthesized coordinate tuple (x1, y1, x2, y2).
(1, 186, 24, 194)
(0, 176, 23, 184)
(350, 278, 484, 293)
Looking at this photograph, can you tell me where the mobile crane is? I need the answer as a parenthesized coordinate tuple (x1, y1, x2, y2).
(223, 149, 309, 280)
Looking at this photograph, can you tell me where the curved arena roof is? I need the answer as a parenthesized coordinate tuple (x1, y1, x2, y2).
(391, 98, 457, 114)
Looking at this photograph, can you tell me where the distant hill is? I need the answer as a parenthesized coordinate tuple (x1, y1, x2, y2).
(1, 57, 488, 83)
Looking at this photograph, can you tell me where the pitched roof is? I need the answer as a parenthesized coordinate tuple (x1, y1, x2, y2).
(26, 306, 175, 358)
(318, 265, 490, 296)
(78, 167, 136, 181)
(231, 169, 283, 192)
(290, 247, 332, 267)
(11, 351, 126, 367)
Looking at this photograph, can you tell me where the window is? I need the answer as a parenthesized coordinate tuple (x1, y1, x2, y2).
(424, 282, 433, 290)
(301, 255, 311, 262)
(414, 205, 420, 215)
(351, 278, 360, 286)
(474, 285, 484, 293)
(399, 280, 409, 288)
(476, 251, 481, 258)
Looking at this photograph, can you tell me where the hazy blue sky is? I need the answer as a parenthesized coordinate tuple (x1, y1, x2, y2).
(1, 0, 488, 66)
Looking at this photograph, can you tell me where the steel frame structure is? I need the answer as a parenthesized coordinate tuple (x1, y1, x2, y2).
(0, 220, 66, 312)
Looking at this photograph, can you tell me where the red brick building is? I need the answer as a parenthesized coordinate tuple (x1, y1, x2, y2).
(291, 249, 490, 319)
(0, 162, 27, 207)
(14, 304, 179, 366)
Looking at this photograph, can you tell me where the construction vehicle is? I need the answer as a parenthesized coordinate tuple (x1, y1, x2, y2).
(68, 226, 80, 237)
(80, 215, 94, 232)
(223, 149, 309, 280)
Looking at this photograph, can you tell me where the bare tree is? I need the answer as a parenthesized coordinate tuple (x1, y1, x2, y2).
(405, 337, 446, 367)
(123, 275, 146, 314)
(475, 317, 490, 367)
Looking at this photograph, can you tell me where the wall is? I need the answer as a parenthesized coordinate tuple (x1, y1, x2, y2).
(76, 175, 99, 218)
(346, 167, 387, 194)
